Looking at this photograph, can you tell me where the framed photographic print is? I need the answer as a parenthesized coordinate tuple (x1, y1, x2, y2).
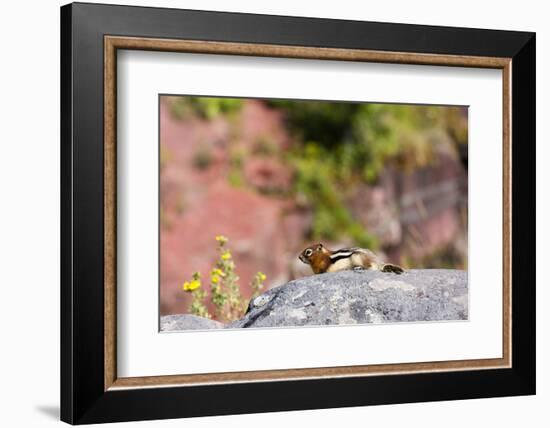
(60, 2, 535, 424)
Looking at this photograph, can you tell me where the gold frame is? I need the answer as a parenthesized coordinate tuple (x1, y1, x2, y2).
(104, 36, 512, 391)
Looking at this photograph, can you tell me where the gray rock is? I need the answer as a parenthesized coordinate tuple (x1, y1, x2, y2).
(160, 314, 225, 331)
(228, 269, 468, 329)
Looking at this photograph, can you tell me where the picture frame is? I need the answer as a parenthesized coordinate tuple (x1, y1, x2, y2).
(60, 2, 535, 424)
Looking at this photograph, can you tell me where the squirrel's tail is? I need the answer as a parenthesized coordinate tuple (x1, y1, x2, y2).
(381, 264, 404, 274)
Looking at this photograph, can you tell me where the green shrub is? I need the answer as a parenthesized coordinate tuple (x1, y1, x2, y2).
(192, 145, 213, 170)
(170, 97, 243, 120)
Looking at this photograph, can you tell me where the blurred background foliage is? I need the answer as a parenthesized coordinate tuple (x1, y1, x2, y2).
(169, 96, 466, 251)
(161, 96, 468, 317)
(171, 96, 243, 121)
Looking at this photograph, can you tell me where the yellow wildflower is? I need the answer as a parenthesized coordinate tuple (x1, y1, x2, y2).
(258, 272, 267, 281)
(215, 235, 228, 244)
(211, 275, 219, 284)
(183, 279, 201, 292)
(211, 268, 224, 277)
(221, 251, 232, 260)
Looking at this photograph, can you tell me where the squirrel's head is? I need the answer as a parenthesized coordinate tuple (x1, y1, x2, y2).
(299, 243, 328, 265)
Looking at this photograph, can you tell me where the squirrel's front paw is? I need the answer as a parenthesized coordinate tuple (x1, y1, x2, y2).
(381, 264, 404, 274)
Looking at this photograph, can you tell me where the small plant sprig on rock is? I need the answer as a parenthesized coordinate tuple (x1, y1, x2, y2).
(251, 271, 267, 299)
(182, 272, 210, 319)
(211, 235, 245, 322)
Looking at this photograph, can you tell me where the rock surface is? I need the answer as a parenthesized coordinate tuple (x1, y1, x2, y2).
(160, 314, 225, 331)
(228, 269, 468, 329)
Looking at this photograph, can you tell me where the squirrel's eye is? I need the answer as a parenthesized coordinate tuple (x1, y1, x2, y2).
(305, 249, 313, 257)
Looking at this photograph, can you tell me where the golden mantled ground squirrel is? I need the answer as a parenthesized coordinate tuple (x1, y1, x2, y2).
(299, 243, 404, 275)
